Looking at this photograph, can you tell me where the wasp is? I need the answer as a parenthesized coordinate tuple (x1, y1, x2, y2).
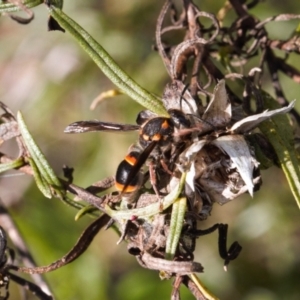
(64, 81, 217, 202)
(64, 108, 192, 201)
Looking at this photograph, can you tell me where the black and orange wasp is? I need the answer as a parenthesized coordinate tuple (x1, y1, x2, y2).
(64, 108, 191, 198)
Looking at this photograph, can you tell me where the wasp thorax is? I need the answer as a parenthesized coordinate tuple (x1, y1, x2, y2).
(139, 117, 174, 148)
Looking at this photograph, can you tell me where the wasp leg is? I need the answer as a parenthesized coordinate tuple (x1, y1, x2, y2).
(160, 158, 173, 176)
(148, 160, 161, 198)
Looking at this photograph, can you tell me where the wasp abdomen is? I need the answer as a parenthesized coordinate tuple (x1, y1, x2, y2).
(115, 151, 143, 193)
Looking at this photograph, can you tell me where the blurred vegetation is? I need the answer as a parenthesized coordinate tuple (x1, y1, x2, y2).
(0, 1, 300, 299)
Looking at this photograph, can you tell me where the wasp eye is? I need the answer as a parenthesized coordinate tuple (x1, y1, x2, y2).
(136, 110, 157, 125)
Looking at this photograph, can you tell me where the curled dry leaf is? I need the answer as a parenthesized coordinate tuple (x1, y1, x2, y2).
(179, 80, 294, 205)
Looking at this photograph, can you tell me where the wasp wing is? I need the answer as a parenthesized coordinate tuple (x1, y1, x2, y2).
(64, 121, 140, 134)
(121, 141, 157, 193)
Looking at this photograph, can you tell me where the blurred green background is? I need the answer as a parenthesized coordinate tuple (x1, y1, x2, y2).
(0, 1, 300, 299)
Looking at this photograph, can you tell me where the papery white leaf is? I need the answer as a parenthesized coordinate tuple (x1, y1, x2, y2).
(230, 100, 295, 133)
(212, 135, 255, 196)
(178, 140, 207, 191)
(184, 140, 207, 161)
(186, 161, 196, 192)
(202, 80, 231, 127)
(169, 175, 180, 192)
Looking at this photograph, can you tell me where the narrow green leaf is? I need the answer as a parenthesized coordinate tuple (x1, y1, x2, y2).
(15, 112, 98, 210)
(59, 193, 97, 212)
(17, 111, 64, 199)
(0, 157, 24, 173)
(165, 197, 187, 260)
(75, 205, 98, 221)
(45, 4, 168, 117)
(259, 93, 300, 209)
(28, 157, 52, 199)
